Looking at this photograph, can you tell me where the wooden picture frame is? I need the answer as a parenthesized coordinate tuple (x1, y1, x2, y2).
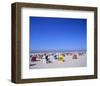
(11, 2, 97, 83)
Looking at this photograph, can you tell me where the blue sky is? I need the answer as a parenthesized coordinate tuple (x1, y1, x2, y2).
(30, 16, 87, 51)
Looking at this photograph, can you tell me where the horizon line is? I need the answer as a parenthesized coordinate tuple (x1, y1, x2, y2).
(30, 49, 86, 53)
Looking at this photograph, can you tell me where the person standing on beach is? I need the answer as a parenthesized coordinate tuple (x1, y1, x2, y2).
(45, 55, 49, 63)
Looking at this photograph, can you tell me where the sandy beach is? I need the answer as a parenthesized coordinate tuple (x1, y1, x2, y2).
(29, 51, 86, 69)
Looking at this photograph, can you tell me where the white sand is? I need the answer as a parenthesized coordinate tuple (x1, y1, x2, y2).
(29, 54, 86, 69)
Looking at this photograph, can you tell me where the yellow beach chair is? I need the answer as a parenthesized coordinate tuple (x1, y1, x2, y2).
(58, 54, 64, 63)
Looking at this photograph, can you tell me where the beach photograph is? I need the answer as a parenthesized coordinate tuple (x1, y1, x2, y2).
(29, 16, 87, 69)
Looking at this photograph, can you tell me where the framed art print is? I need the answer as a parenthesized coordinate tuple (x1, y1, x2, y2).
(11, 2, 97, 83)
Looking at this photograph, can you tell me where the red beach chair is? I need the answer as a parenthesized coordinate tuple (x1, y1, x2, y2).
(31, 56, 37, 61)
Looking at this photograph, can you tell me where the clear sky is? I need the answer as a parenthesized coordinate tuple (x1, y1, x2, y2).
(30, 16, 87, 51)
